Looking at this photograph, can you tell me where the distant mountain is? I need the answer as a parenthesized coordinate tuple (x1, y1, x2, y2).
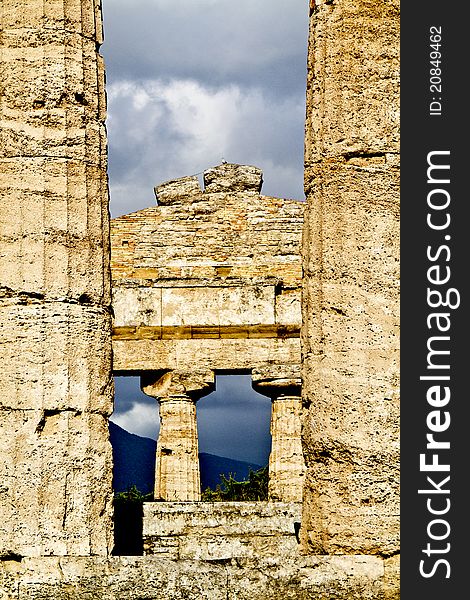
(109, 421, 262, 495)
(109, 421, 156, 495)
(199, 453, 261, 491)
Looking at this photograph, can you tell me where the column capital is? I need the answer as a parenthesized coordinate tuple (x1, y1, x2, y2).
(251, 364, 301, 399)
(141, 369, 215, 401)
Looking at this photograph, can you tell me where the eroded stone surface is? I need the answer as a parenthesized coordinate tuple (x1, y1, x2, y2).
(203, 163, 263, 193)
(142, 501, 302, 560)
(267, 397, 305, 502)
(301, 0, 400, 558)
(0, 555, 397, 599)
(0, 303, 113, 413)
(153, 398, 201, 501)
(113, 336, 301, 373)
(0, 409, 113, 558)
(0, 0, 113, 557)
(155, 175, 202, 205)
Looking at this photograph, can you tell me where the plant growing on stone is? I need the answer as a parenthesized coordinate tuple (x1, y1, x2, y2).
(201, 466, 268, 501)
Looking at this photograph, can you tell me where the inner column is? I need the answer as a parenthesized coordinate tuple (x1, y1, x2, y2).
(252, 366, 305, 503)
(141, 370, 215, 501)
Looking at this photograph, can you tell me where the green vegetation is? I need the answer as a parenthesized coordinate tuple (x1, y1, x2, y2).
(114, 485, 153, 506)
(201, 466, 268, 501)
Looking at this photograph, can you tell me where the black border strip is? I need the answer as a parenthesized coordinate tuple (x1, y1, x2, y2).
(401, 3, 468, 596)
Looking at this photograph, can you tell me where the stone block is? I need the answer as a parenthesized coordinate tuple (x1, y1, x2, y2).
(143, 502, 302, 560)
(304, 0, 399, 167)
(0, 30, 106, 130)
(0, 159, 110, 302)
(275, 288, 302, 326)
(0, 555, 394, 599)
(160, 285, 276, 327)
(0, 410, 113, 558)
(301, 450, 399, 555)
(161, 287, 220, 327)
(203, 163, 263, 194)
(112, 286, 162, 327)
(0, 0, 103, 41)
(0, 303, 113, 414)
(225, 556, 386, 600)
(112, 337, 301, 373)
(143, 501, 301, 536)
(155, 176, 202, 205)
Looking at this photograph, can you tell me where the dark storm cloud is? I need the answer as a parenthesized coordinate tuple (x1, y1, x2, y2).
(101, 0, 308, 216)
(106, 79, 305, 215)
(102, 0, 308, 98)
(197, 375, 272, 465)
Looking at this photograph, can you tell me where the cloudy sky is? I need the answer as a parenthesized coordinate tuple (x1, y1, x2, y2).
(102, 0, 309, 464)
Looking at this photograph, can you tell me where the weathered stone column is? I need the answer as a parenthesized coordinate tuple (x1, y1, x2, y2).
(302, 0, 400, 556)
(141, 371, 215, 501)
(269, 395, 304, 502)
(0, 1, 113, 557)
(253, 367, 305, 502)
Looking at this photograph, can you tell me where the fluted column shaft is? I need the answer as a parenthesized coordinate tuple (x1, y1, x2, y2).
(141, 370, 215, 502)
(269, 395, 304, 502)
(252, 369, 304, 503)
(302, 0, 399, 555)
(155, 396, 200, 501)
(0, 0, 113, 558)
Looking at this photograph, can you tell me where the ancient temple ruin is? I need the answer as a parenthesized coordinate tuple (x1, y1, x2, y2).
(110, 162, 305, 504)
(0, 1, 400, 597)
(109, 163, 306, 560)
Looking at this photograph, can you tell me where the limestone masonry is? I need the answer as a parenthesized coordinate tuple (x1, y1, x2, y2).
(142, 501, 302, 560)
(302, 0, 400, 569)
(0, 0, 114, 559)
(111, 162, 305, 504)
(0, 0, 400, 598)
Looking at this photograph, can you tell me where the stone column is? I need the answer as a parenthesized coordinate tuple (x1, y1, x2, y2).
(269, 395, 304, 502)
(141, 370, 215, 501)
(253, 367, 305, 502)
(0, 1, 113, 557)
(302, 0, 399, 556)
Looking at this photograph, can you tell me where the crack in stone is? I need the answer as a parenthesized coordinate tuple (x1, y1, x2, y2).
(342, 150, 387, 161)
